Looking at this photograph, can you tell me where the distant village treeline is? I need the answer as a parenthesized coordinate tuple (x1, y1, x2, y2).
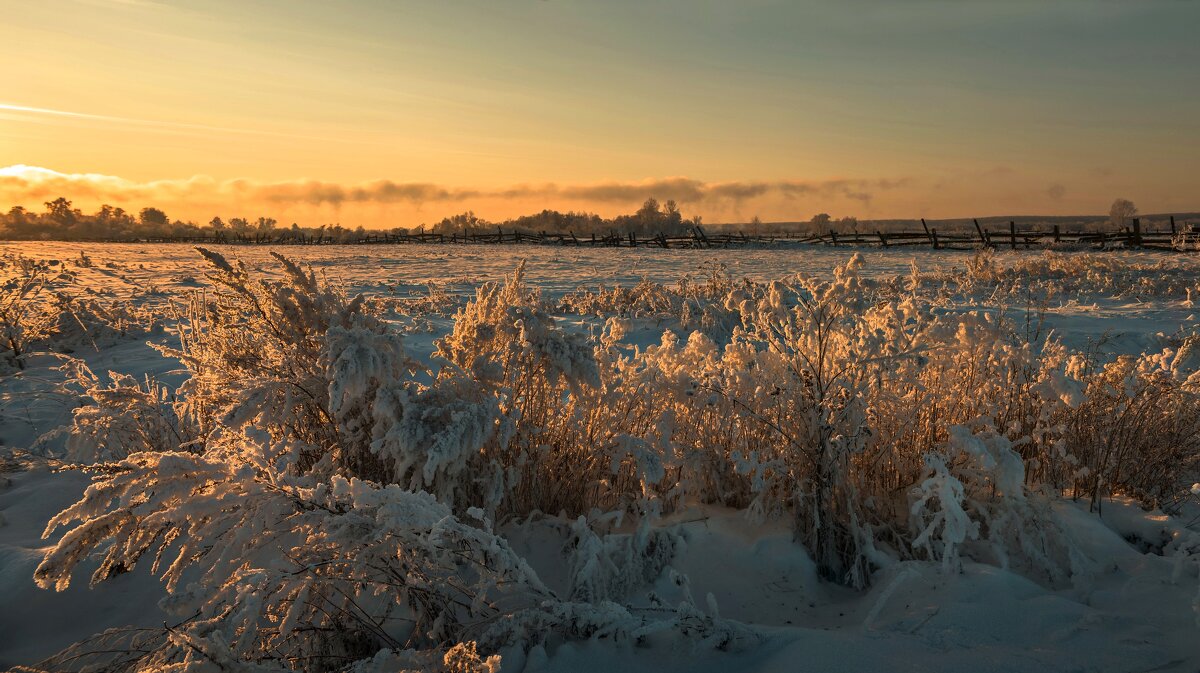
(4, 197, 703, 242)
(2, 196, 1196, 244)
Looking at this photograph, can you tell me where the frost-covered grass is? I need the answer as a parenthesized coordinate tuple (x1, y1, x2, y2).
(1, 251, 167, 374)
(1, 244, 1199, 672)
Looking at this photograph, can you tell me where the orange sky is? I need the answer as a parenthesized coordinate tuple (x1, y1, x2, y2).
(2, 1, 1198, 227)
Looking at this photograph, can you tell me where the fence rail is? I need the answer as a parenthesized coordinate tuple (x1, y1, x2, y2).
(75, 216, 1200, 252)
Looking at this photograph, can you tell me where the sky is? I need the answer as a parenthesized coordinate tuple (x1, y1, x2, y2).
(1, 0, 1197, 227)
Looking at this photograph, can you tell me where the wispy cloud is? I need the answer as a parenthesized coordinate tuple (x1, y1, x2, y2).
(0, 166, 910, 213)
(251, 176, 911, 208)
(0, 103, 347, 142)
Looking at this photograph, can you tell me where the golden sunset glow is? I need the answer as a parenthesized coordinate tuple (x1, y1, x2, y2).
(2, 0, 1198, 227)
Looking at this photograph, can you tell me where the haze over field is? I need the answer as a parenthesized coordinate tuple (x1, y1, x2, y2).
(2, 0, 1199, 228)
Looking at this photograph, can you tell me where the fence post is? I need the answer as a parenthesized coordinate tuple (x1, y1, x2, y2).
(931, 228, 939, 250)
(1170, 215, 1177, 235)
(1131, 218, 1142, 247)
(973, 219, 988, 247)
(921, 218, 934, 247)
(1053, 225, 1060, 243)
(877, 230, 888, 248)
(1009, 221, 1017, 250)
(829, 230, 839, 246)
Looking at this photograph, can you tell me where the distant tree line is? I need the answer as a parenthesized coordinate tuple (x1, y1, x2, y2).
(0, 198, 375, 242)
(0, 197, 859, 241)
(426, 198, 702, 238)
(2, 195, 1169, 242)
(1, 197, 719, 242)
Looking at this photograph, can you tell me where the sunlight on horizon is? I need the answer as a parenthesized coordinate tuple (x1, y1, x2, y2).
(1, 0, 1198, 225)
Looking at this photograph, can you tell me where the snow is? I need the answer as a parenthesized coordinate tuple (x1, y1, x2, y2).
(2, 242, 1199, 671)
(501, 501, 1200, 672)
(0, 467, 170, 665)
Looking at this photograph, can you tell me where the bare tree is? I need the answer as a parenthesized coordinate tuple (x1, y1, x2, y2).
(1109, 198, 1137, 228)
(809, 212, 832, 234)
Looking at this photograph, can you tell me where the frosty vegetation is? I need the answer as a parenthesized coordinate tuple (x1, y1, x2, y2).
(1, 252, 159, 373)
(5, 247, 1200, 672)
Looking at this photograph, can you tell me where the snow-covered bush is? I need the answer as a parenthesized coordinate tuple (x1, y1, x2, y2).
(589, 254, 1198, 586)
(936, 249, 1200, 303)
(35, 444, 549, 671)
(605, 254, 942, 586)
(560, 278, 682, 318)
(47, 291, 161, 351)
(40, 358, 196, 462)
(379, 280, 467, 318)
(1, 252, 163, 371)
(909, 426, 1078, 585)
(429, 261, 627, 519)
(155, 248, 418, 479)
(1, 253, 58, 370)
(1061, 351, 1200, 510)
(28, 251, 541, 670)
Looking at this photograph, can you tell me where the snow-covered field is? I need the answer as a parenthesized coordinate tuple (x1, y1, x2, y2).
(2, 242, 1200, 672)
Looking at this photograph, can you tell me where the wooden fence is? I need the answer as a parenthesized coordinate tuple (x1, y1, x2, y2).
(129, 216, 1199, 252)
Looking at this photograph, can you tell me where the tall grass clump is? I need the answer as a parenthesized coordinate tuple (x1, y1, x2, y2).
(2, 252, 164, 373)
(1, 254, 57, 370)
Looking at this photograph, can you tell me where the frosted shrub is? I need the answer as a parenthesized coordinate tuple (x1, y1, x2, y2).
(2, 252, 165, 376)
(35, 442, 549, 671)
(560, 278, 681, 318)
(49, 291, 159, 351)
(712, 255, 937, 585)
(947, 250, 1200, 303)
(559, 266, 755, 347)
(29, 250, 513, 669)
(909, 452, 976, 573)
(159, 248, 417, 479)
(565, 515, 678, 603)
(910, 426, 1076, 584)
(0, 253, 58, 369)
(1062, 351, 1200, 510)
(436, 262, 598, 391)
(380, 280, 466, 319)
(606, 255, 1155, 586)
(602, 255, 941, 586)
(45, 358, 196, 462)
(429, 262, 634, 519)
